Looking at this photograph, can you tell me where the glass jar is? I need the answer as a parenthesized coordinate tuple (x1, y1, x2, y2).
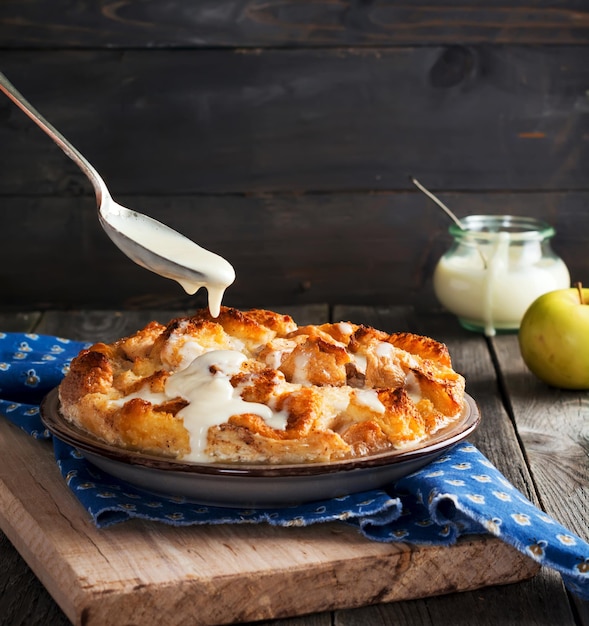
(433, 215, 570, 336)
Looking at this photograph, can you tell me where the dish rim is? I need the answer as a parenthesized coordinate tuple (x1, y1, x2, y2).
(40, 387, 480, 479)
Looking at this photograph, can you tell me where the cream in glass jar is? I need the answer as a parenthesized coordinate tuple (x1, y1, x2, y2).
(433, 215, 570, 336)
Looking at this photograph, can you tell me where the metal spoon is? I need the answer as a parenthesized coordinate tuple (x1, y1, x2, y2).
(410, 176, 467, 231)
(410, 176, 487, 269)
(0, 72, 235, 313)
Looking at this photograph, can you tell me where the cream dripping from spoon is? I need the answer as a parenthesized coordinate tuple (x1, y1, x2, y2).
(103, 208, 235, 317)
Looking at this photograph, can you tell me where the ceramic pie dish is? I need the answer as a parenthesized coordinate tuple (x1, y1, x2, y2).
(41, 388, 480, 508)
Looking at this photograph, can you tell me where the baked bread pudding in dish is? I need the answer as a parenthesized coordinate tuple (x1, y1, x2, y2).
(58, 307, 466, 464)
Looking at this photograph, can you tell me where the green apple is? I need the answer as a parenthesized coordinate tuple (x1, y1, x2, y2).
(518, 283, 589, 389)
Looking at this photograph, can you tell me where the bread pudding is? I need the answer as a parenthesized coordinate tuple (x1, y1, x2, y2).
(58, 307, 466, 464)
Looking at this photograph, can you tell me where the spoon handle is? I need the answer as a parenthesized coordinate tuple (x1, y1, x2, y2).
(0, 71, 108, 201)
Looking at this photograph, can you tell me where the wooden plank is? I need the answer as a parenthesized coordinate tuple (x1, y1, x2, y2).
(35, 309, 194, 343)
(1, 47, 588, 195)
(1, 1, 587, 47)
(491, 333, 589, 625)
(33, 305, 329, 342)
(0, 533, 71, 626)
(0, 311, 42, 331)
(574, 599, 589, 626)
(0, 191, 585, 311)
(336, 568, 578, 626)
(0, 309, 70, 626)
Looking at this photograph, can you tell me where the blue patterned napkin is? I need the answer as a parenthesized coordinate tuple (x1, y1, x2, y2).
(1, 332, 588, 600)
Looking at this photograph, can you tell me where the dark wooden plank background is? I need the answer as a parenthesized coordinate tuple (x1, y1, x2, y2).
(0, 1, 588, 310)
(1, 1, 588, 47)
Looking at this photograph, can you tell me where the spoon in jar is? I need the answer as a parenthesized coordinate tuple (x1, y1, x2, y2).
(0, 72, 235, 317)
(410, 176, 487, 269)
(410, 176, 467, 231)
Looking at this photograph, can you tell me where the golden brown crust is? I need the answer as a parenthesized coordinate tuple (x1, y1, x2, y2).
(58, 306, 466, 464)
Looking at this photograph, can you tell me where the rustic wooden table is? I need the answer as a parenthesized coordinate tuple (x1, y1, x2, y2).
(1, 305, 588, 626)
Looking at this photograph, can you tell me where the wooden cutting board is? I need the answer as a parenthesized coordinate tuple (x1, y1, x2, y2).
(0, 418, 539, 626)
